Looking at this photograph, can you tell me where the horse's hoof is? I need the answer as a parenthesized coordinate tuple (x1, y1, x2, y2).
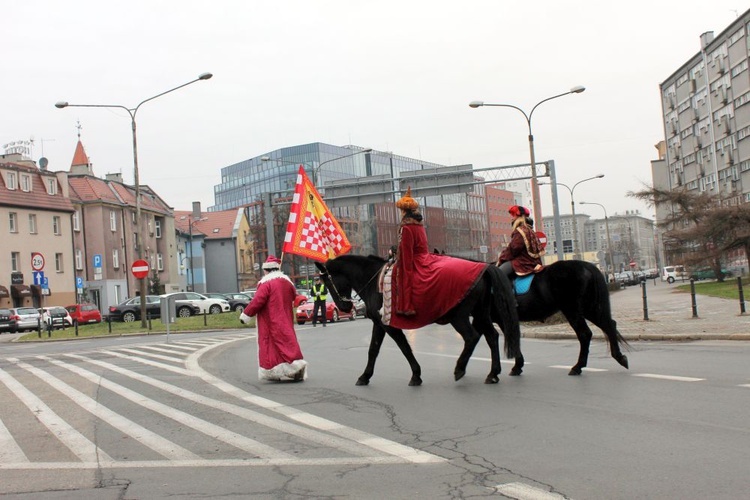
(484, 375, 499, 384)
(510, 368, 523, 376)
(618, 355, 629, 369)
(454, 370, 465, 381)
(408, 378, 422, 386)
(355, 378, 370, 386)
(568, 367, 583, 376)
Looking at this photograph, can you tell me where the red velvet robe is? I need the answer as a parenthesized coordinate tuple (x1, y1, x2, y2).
(243, 271, 306, 378)
(390, 218, 486, 330)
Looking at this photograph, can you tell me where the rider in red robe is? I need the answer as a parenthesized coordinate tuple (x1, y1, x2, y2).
(386, 187, 486, 330)
(497, 205, 544, 277)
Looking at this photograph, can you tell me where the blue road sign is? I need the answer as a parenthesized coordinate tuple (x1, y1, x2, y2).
(42, 277, 49, 289)
(32, 271, 45, 286)
(93, 254, 102, 268)
(76, 277, 84, 289)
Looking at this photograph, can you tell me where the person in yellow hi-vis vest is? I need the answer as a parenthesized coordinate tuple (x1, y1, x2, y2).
(311, 275, 328, 327)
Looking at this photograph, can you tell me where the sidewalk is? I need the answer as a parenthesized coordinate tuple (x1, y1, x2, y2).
(522, 279, 750, 341)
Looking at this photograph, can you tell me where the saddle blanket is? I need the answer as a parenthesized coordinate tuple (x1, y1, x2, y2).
(514, 274, 534, 295)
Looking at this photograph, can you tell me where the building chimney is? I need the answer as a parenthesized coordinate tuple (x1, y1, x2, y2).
(700, 31, 714, 50)
(192, 201, 202, 219)
(106, 172, 123, 183)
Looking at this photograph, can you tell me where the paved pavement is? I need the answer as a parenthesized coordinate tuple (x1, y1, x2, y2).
(523, 278, 750, 341)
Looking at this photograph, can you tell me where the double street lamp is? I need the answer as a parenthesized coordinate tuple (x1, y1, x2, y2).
(468, 85, 586, 230)
(540, 174, 604, 259)
(56, 72, 213, 326)
(579, 201, 615, 275)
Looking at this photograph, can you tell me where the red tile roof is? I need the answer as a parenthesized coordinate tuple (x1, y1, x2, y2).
(71, 140, 90, 168)
(67, 175, 172, 215)
(174, 209, 240, 240)
(0, 164, 75, 212)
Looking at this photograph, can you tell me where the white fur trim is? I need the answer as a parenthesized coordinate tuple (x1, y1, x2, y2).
(258, 270, 294, 286)
(259, 359, 308, 381)
(239, 312, 251, 324)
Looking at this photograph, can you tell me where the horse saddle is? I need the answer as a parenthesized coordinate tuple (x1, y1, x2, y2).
(512, 274, 534, 295)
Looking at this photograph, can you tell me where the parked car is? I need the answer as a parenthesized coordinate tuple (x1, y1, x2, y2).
(161, 292, 231, 314)
(0, 308, 13, 333)
(294, 290, 310, 307)
(108, 295, 198, 322)
(8, 307, 41, 332)
(352, 293, 366, 317)
(40, 306, 74, 329)
(662, 265, 687, 283)
(65, 303, 102, 325)
(690, 268, 733, 281)
(241, 288, 257, 300)
(204, 293, 252, 313)
(296, 296, 355, 325)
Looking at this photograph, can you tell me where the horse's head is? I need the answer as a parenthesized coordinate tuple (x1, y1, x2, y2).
(315, 255, 385, 315)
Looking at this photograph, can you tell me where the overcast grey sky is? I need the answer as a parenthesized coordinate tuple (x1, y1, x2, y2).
(3, 1, 745, 220)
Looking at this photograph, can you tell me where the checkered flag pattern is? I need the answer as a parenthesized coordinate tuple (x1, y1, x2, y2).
(283, 166, 351, 262)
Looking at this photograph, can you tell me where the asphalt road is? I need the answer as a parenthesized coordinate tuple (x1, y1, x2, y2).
(1, 315, 749, 499)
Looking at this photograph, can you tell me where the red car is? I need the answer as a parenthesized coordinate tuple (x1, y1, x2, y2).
(296, 296, 355, 325)
(65, 303, 102, 325)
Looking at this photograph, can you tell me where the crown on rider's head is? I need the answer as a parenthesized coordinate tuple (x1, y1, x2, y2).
(396, 186, 419, 211)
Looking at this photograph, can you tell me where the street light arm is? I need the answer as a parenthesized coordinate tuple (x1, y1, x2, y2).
(133, 72, 212, 117)
(528, 85, 586, 123)
(471, 102, 531, 129)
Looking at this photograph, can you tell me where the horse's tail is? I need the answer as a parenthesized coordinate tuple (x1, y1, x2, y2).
(589, 265, 630, 350)
(486, 265, 522, 359)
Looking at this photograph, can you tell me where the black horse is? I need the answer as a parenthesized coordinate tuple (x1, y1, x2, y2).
(503, 260, 630, 375)
(315, 255, 522, 386)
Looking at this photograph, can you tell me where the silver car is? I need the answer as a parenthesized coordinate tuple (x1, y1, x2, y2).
(9, 307, 41, 333)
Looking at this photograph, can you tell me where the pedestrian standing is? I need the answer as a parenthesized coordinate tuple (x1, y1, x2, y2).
(311, 275, 328, 327)
(240, 255, 307, 381)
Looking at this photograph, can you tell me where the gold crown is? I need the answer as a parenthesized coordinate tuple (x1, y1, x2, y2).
(396, 186, 418, 210)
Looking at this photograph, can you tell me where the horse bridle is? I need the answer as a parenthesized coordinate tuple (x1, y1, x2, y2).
(319, 264, 382, 305)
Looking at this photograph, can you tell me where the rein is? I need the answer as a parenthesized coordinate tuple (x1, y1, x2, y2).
(320, 263, 383, 304)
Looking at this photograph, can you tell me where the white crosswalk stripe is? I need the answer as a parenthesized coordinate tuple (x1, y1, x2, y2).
(0, 334, 444, 470)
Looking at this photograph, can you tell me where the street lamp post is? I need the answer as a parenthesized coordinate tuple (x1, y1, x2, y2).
(540, 174, 603, 259)
(580, 201, 615, 276)
(469, 86, 585, 230)
(56, 72, 213, 326)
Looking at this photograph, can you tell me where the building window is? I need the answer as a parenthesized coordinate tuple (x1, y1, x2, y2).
(75, 249, 83, 270)
(148, 218, 153, 235)
(155, 220, 162, 238)
(112, 249, 120, 269)
(157, 253, 164, 271)
(73, 210, 80, 231)
(55, 253, 63, 272)
(47, 178, 57, 195)
(6, 172, 17, 190)
(53, 216, 61, 235)
(11, 251, 20, 272)
(133, 232, 139, 252)
(20, 175, 31, 192)
(110, 210, 117, 231)
(9, 212, 17, 233)
(29, 214, 37, 234)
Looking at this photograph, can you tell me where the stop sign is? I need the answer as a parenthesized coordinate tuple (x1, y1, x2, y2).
(131, 259, 150, 279)
(536, 231, 548, 249)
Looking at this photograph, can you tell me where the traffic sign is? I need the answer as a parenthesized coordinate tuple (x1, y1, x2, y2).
(629, 261, 636, 268)
(32, 271, 45, 285)
(93, 254, 102, 269)
(76, 277, 84, 289)
(536, 231, 548, 249)
(131, 259, 150, 279)
(31, 252, 45, 271)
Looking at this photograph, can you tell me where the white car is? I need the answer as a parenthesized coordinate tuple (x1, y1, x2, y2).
(40, 306, 74, 329)
(161, 292, 230, 314)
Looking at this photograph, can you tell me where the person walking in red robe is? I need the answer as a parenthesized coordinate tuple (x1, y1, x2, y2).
(240, 255, 307, 381)
(382, 187, 486, 329)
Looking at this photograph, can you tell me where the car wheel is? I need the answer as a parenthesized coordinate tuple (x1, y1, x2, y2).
(209, 304, 222, 314)
(332, 310, 339, 322)
(297, 320, 305, 325)
(177, 306, 192, 318)
(349, 313, 355, 321)
(667, 277, 675, 284)
(234, 304, 245, 313)
(123, 312, 136, 323)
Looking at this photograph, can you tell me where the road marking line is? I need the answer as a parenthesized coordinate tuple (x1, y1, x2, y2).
(129, 345, 187, 357)
(0, 455, 412, 470)
(19, 358, 200, 461)
(0, 417, 29, 463)
(65, 353, 387, 458)
(44, 356, 294, 459)
(0, 366, 113, 463)
(185, 339, 445, 464)
(113, 347, 187, 364)
(410, 350, 527, 365)
(494, 482, 568, 500)
(100, 350, 191, 375)
(550, 365, 608, 372)
(632, 373, 705, 382)
(152, 343, 199, 352)
(740, 384, 750, 388)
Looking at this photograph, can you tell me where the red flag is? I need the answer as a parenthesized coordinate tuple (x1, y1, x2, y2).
(282, 166, 352, 262)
